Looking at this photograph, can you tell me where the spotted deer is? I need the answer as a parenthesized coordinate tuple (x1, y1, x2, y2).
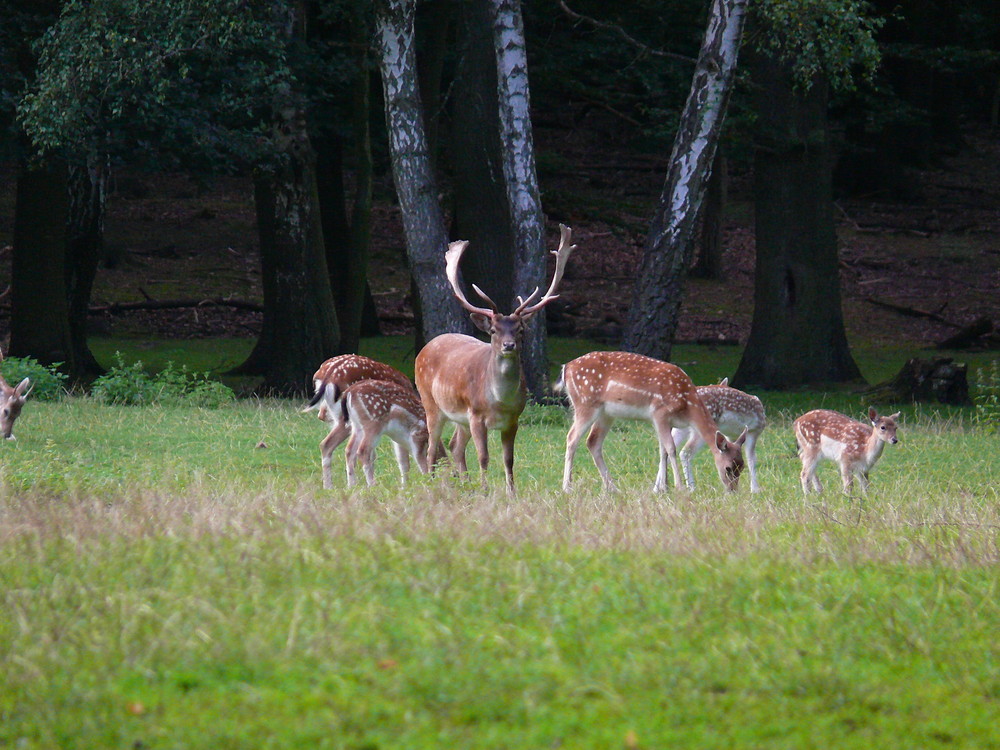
(0, 349, 32, 441)
(330, 379, 429, 488)
(793, 407, 900, 494)
(671, 378, 766, 492)
(556, 351, 747, 493)
(415, 225, 575, 494)
(303, 354, 415, 487)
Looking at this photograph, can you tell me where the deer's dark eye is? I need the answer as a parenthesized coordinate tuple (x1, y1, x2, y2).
(2, 409, 8, 417)
(879, 425, 886, 430)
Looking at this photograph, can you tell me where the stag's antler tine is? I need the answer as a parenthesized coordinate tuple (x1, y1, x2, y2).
(445, 240, 494, 316)
(513, 287, 542, 314)
(519, 224, 576, 316)
(471, 284, 499, 313)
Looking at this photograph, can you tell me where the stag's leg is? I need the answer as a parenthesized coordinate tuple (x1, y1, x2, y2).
(652, 413, 682, 492)
(320, 422, 351, 490)
(469, 416, 490, 488)
(563, 407, 600, 491)
(501, 423, 518, 496)
(450, 425, 471, 477)
(425, 407, 447, 473)
(586, 415, 616, 492)
(745, 430, 761, 493)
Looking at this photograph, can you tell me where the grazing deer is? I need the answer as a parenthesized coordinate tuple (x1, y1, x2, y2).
(414, 224, 575, 494)
(793, 407, 900, 495)
(671, 378, 766, 493)
(0, 350, 32, 441)
(303, 354, 416, 487)
(556, 352, 747, 493)
(330, 379, 430, 488)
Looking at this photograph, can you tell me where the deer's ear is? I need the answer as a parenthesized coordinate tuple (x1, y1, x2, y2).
(719, 377, 729, 387)
(734, 426, 748, 447)
(888, 412, 901, 420)
(715, 431, 728, 451)
(470, 313, 492, 333)
(868, 406, 878, 423)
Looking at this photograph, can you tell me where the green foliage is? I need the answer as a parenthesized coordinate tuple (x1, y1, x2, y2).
(18, 0, 291, 169)
(0, 356, 68, 401)
(752, 0, 883, 91)
(90, 352, 235, 407)
(973, 359, 1000, 433)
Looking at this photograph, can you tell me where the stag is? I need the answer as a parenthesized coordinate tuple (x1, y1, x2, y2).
(414, 224, 575, 494)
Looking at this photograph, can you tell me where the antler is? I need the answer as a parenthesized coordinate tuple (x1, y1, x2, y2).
(514, 224, 576, 316)
(445, 240, 496, 316)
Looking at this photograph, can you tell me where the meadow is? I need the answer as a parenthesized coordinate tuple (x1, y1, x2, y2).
(1, 339, 999, 749)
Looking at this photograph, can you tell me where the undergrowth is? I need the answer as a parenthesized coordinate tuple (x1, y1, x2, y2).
(973, 359, 1000, 433)
(90, 352, 235, 407)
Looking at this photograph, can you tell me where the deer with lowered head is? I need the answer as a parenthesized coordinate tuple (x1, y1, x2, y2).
(671, 378, 766, 493)
(556, 351, 747, 493)
(0, 350, 32, 441)
(414, 224, 575, 494)
(337, 379, 429, 488)
(303, 354, 416, 488)
(793, 406, 900, 494)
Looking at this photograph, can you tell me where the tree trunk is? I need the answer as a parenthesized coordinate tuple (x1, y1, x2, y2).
(65, 155, 107, 377)
(732, 54, 862, 389)
(450, 0, 516, 321)
(10, 157, 74, 368)
(258, 112, 339, 395)
(693, 149, 727, 280)
(375, 0, 468, 342)
(623, 0, 747, 361)
(490, 0, 550, 398)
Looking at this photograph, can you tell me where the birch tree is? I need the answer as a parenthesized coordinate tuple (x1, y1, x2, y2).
(623, 0, 747, 360)
(490, 0, 551, 398)
(375, 0, 467, 342)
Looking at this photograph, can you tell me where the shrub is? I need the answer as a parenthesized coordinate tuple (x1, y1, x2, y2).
(0, 356, 68, 401)
(91, 353, 235, 407)
(972, 359, 1000, 433)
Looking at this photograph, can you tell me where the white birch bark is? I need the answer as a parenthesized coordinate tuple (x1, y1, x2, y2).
(490, 0, 550, 397)
(375, 0, 467, 339)
(623, 0, 748, 360)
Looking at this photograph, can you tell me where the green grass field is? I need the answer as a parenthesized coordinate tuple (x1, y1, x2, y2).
(2, 340, 999, 748)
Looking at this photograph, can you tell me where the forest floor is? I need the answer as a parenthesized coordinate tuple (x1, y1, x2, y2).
(0, 122, 998, 359)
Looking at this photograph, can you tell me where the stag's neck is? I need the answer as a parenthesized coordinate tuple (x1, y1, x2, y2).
(487, 352, 525, 406)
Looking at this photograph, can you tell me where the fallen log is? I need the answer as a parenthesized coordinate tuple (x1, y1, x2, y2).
(89, 297, 264, 314)
(864, 297, 959, 327)
(935, 317, 993, 349)
(864, 357, 970, 405)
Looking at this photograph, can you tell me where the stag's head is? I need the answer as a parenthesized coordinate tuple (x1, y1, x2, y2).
(445, 225, 575, 358)
(0, 355, 32, 440)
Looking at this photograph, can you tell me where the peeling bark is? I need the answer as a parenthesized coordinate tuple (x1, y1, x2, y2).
(375, 0, 467, 342)
(623, 0, 747, 360)
(490, 0, 550, 398)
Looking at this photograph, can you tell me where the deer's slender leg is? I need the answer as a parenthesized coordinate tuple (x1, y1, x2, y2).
(469, 416, 490, 487)
(652, 414, 681, 492)
(320, 422, 351, 490)
(744, 431, 761, 493)
(393, 441, 410, 483)
(501, 423, 518, 495)
(563, 407, 599, 491)
(586, 415, 616, 491)
(450, 425, 471, 476)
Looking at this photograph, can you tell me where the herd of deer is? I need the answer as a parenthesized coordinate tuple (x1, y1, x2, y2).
(302, 225, 902, 496)
(0, 226, 900, 495)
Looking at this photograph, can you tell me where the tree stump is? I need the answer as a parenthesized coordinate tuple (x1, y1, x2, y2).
(865, 357, 970, 405)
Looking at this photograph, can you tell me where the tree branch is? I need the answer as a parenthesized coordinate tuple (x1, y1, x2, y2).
(557, 1, 696, 65)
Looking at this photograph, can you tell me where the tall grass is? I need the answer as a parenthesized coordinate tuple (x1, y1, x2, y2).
(1, 391, 998, 748)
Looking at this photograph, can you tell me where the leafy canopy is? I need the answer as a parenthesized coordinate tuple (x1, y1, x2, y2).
(18, 0, 293, 169)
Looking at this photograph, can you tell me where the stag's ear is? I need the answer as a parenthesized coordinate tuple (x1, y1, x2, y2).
(868, 406, 878, 423)
(470, 313, 492, 333)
